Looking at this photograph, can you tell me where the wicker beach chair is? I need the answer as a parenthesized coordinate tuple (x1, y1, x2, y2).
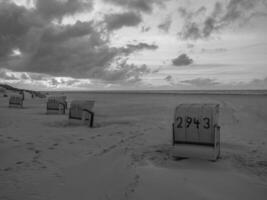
(46, 96, 67, 114)
(9, 94, 23, 108)
(172, 104, 220, 161)
(69, 100, 95, 127)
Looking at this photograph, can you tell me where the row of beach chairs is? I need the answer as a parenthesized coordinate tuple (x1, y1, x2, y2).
(8, 94, 95, 128)
(8, 95, 221, 161)
(9, 94, 24, 108)
(46, 96, 95, 128)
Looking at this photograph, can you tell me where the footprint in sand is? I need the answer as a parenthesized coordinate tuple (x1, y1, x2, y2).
(124, 174, 140, 198)
(16, 161, 24, 165)
(2, 167, 12, 172)
(257, 160, 267, 167)
(48, 143, 59, 150)
(97, 144, 117, 156)
(35, 149, 41, 154)
(172, 156, 188, 161)
(27, 146, 35, 151)
(109, 131, 122, 136)
(26, 142, 35, 149)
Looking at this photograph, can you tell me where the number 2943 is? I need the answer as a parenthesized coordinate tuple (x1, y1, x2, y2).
(175, 117, 210, 129)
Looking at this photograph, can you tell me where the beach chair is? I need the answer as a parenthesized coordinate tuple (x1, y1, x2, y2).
(69, 100, 95, 127)
(172, 104, 220, 161)
(9, 94, 23, 108)
(46, 96, 67, 114)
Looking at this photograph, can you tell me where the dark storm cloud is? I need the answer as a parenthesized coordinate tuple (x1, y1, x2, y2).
(178, 6, 207, 19)
(0, 0, 151, 83)
(36, 0, 93, 20)
(41, 21, 94, 43)
(158, 15, 172, 32)
(181, 78, 219, 86)
(178, 0, 267, 40)
(122, 42, 158, 54)
(103, 0, 164, 13)
(172, 54, 193, 66)
(104, 11, 142, 31)
(0, 1, 34, 58)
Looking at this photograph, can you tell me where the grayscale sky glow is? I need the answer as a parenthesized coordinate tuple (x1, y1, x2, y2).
(0, 0, 267, 90)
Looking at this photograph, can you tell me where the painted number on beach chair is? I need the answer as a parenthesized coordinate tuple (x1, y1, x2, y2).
(176, 116, 210, 129)
(203, 117, 210, 129)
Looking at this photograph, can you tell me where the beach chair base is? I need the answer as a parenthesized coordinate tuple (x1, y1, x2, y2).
(46, 104, 65, 114)
(172, 143, 220, 161)
(46, 110, 65, 114)
(68, 110, 94, 128)
(9, 104, 23, 108)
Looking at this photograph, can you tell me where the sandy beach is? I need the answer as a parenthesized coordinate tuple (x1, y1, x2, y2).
(1, 92, 267, 200)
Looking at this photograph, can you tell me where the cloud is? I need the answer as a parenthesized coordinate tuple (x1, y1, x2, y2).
(0, 1, 34, 58)
(0, 1, 152, 84)
(20, 73, 31, 80)
(158, 15, 172, 32)
(0, 70, 19, 80)
(103, 0, 164, 13)
(244, 77, 267, 89)
(36, 0, 93, 20)
(87, 60, 151, 83)
(181, 78, 219, 86)
(104, 11, 142, 31)
(122, 42, 158, 54)
(172, 54, 193, 66)
(141, 26, 150, 32)
(201, 48, 227, 53)
(178, 0, 267, 40)
(186, 43, 195, 49)
(179, 77, 267, 89)
(165, 75, 172, 82)
(164, 75, 175, 85)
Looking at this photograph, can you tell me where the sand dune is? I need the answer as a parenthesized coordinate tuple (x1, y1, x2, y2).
(0, 92, 267, 199)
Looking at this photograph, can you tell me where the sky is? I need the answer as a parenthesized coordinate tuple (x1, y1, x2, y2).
(0, 0, 267, 90)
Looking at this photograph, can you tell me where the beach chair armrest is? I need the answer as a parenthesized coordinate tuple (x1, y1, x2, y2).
(172, 123, 175, 145)
(82, 109, 94, 128)
(214, 124, 220, 147)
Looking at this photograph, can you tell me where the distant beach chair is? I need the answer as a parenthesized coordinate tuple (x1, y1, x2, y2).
(69, 100, 95, 127)
(172, 104, 220, 161)
(9, 94, 23, 108)
(19, 90, 25, 101)
(46, 96, 67, 114)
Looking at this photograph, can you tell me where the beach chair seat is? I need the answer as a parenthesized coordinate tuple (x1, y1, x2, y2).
(9, 94, 23, 108)
(69, 100, 95, 127)
(172, 104, 220, 161)
(46, 96, 67, 114)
